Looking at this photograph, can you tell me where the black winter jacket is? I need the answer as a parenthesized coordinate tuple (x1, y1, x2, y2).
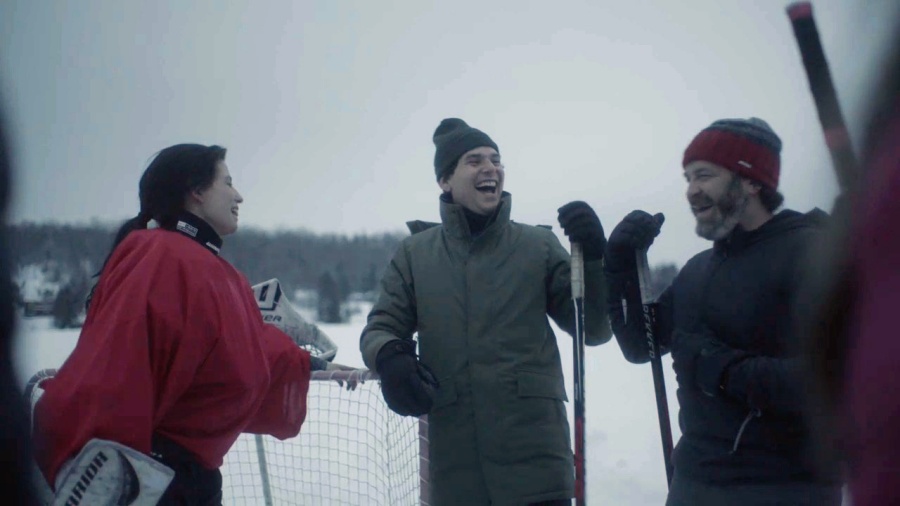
(608, 209, 834, 485)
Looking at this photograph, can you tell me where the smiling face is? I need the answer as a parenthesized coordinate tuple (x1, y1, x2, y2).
(438, 146, 504, 215)
(684, 160, 750, 241)
(187, 161, 243, 236)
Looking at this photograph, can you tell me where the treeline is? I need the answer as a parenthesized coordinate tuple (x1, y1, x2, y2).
(9, 221, 679, 327)
(9, 222, 407, 319)
(224, 229, 405, 296)
(10, 222, 114, 278)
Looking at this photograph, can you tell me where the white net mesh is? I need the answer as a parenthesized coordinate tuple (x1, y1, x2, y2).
(221, 370, 428, 505)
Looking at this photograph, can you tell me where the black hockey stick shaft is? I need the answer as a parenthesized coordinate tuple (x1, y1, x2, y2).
(636, 249, 674, 486)
(787, 2, 858, 191)
(570, 242, 587, 506)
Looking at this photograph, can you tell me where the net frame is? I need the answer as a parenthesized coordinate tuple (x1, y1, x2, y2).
(25, 368, 430, 506)
(221, 369, 430, 506)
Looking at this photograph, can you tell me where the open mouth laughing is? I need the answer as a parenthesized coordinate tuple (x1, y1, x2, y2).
(692, 204, 713, 217)
(475, 180, 498, 195)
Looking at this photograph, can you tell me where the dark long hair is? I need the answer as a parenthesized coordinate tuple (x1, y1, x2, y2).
(89, 144, 226, 303)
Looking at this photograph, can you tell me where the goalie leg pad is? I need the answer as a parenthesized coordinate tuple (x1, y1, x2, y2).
(52, 439, 174, 506)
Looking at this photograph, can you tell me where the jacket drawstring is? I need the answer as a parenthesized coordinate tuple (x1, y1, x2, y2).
(730, 408, 762, 454)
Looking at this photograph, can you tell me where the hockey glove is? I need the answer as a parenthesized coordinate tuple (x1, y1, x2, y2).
(672, 330, 750, 397)
(557, 201, 607, 261)
(604, 210, 665, 272)
(376, 340, 439, 417)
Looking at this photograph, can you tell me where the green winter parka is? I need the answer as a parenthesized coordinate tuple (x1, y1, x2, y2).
(360, 193, 611, 506)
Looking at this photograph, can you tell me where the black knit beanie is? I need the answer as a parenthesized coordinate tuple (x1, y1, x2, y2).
(432, 118, 499, 181)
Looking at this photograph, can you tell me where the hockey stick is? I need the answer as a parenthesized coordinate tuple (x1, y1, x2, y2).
(786, 2, 859, 191)
(636, 249, 674, 486)
(570, 242, 587, 506)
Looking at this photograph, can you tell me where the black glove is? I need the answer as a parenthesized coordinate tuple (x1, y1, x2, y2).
(309, 355, 328, 371)
(375, 339, 439, 416)
(671, 330, 750, 397)
(604, 210, 665, 272)
(557, 201, 606, 261)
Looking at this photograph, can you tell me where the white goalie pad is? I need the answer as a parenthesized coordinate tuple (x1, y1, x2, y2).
(252, 278, 338, 362)
(52, 439, 174, 506)
(25, 371, 173, 506)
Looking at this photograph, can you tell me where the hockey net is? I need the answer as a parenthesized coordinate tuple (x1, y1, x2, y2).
(221, 369, 430, 506)
(25, 368, 429, 506)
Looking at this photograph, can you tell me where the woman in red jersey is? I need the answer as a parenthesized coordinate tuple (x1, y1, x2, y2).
(33, 144, 346, 505)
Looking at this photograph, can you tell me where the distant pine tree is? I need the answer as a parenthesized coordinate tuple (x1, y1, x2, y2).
(360, 263, 379, 294)
(317, 271, 343, 323)
(52, 276, 88, 329)
(334, 262, 351, 302)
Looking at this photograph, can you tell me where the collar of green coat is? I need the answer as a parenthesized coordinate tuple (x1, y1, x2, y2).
(437, 191, 512, 239)
(406, 219, 440, 235)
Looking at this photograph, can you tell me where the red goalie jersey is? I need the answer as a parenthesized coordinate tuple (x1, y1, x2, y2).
(33, 228, 312, 485)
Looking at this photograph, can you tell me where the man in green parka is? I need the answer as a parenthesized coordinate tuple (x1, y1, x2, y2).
(360, 118, 612, 506)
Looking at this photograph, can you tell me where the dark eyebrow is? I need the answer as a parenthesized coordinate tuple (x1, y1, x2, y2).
(687, 167, 713, 177)
(465, 153, 501, 162)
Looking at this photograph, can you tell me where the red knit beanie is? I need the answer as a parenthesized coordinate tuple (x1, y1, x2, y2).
(682, 117, 782, 189)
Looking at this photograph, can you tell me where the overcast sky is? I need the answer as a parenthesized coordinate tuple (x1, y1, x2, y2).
(1, 0, 897, 266)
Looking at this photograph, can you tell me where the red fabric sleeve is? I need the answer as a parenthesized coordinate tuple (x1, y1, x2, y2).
(243, 324, 311, 439)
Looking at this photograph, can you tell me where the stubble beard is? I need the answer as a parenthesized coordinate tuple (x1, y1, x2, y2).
(694, 176, 748, 241)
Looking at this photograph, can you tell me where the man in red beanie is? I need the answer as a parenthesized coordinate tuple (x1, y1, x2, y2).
(602, 118, 842, 505)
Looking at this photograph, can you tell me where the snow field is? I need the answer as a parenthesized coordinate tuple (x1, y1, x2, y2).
(16, 303, 679, 505)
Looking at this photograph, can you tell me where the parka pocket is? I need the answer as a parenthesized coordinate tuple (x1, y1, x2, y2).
(432, 379, 458, 411)
(516, 369, 568, 402)
(494, 369, 571, 465)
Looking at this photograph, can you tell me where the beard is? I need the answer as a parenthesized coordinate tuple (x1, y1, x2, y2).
(693, 175, 748, 241)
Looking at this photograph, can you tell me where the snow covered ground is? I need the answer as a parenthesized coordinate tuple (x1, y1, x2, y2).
(14, 303, 684, 505)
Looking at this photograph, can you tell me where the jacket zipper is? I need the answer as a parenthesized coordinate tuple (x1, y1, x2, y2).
(730, 408, 762, 454)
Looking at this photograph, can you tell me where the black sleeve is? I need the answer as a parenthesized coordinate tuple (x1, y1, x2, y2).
(309, 355, 328, 371)
(724, 356, 805, 415)
(606, 268, 673, 364)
